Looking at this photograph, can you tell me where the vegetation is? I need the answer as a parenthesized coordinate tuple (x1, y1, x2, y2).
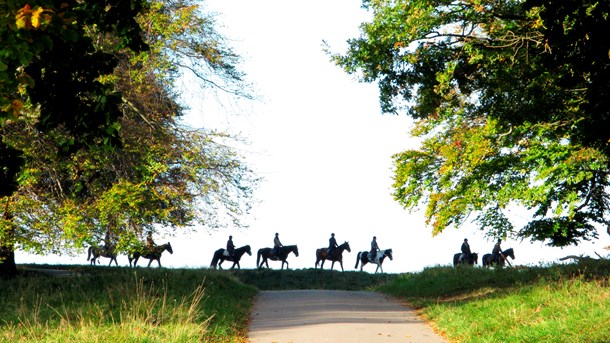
(1, 1, 258, 276)
(3, 266, 257, 343)
(380, 261, 610, 342)
(5, 261, 609, 342)
(331, 0, 610, 247)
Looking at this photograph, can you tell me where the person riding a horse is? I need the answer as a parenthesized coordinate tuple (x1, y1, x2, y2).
(459, 238, 471, 262)
(491, 238, 504, 263)
(370, 236, 380, 263)
(328, 233, 338, 256)
(273, 233, 283, 257)
(146, 231, 156, 253)
(103, 230, 112, 254)
(227, 235, 235, 257)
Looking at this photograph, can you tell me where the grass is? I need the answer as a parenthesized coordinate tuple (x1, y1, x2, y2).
(4, 261, 609, 342)
(379, 261, 610, 343)
(2, 266, 257, 343)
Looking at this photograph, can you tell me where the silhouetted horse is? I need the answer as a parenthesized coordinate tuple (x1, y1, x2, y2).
(315, 241, 351, 271)
(355, 249, 393, 273)
(256, 245, 299, 270)
(87, 245, 118, 266)
(482, 248, 515, 268)
(453, 252, 479, 267)
(128, 242, 173, 267)
(210, 245, 252, 270)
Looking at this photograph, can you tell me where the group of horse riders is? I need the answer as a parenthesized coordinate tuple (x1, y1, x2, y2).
(221, 232, 383, 263)
(459, 237, 507, 264)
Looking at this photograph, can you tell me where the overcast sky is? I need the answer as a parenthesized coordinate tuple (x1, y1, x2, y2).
(17, 0, 609, 272)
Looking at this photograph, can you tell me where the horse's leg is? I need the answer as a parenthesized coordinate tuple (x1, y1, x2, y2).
(339, 261, 344, 272)
(330, 260, 335, 271)
(147, 259, 153, 267)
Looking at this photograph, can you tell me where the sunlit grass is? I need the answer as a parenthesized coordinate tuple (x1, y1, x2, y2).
(379, 261, 610, 343)
(2, 266, 256, 343)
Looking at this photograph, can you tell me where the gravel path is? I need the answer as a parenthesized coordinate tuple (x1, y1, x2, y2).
(247, 290, 449, 343)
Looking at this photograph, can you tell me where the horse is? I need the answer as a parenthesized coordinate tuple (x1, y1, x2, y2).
(128, 242, 173, 267)
(453, 252, 479, 267)
(482, 248, 515, 268)
(355, 249, 393, 273)
(210, 245, 252, 270)
(87, 245, 119, 266)
(256, 245, 299, 270)
(315, 241, 351, 271)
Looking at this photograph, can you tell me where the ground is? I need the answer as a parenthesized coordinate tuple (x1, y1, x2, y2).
(248, 290, 449, 343)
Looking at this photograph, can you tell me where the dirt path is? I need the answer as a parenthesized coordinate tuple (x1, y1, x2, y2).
(247, 290, 449, 343)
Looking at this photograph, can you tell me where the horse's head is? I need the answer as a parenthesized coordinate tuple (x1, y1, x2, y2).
(293, 245, 299, 257)
(245, 245, 252, 255)
(505, 248, 515, 259)
(472, 252, 479, 264)
(166, 242, 174, 254)
(384, 249, 393, 260)
(340, 241, 351, 252)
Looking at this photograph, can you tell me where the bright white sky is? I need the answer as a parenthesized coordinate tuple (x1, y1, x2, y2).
(17, 0, 609, 272)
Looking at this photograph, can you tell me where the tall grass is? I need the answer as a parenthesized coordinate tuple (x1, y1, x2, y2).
(379, 261, 610, 343)
(2, 266, 256, 343)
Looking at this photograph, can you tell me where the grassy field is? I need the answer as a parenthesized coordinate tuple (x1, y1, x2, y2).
(379, 260, 610, 343)
(4, 260, 610, 342)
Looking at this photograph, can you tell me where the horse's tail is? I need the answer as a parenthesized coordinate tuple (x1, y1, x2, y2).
(355, 252, 361, 269)
(256, 249, 261, 267)
(210, 251, 218, 269)
(87, 246, 92, 261)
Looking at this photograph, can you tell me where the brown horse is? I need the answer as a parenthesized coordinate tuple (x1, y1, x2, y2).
(256, 245, 299, 270)
(210, 245, 252, 269)
(315, 241, 351, 271)
(87, 245, 118, 266)
(128, 242, 173, 267)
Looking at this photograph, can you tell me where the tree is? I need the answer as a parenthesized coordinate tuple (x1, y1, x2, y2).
(0, 1, 258, 275)
(331, 0, 610, 246)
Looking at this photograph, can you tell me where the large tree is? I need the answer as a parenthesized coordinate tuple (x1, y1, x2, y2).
(0, 1, 258, 275)
(332, 0, 610, 246)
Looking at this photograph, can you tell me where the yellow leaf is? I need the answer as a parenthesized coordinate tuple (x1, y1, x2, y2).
(31, 7, 45, 28)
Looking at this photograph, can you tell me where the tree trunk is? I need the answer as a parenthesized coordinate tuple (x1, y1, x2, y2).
(0, 209, 16, 278)
(0, 244, 17, 278)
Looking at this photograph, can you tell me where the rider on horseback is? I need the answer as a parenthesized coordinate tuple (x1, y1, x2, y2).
(273, 233, 283, 257)
(227, 235, 235, 257)
(491, 238, 504, 264)
(370, 236, 380, 263)
(459, 238, 471, 262)
(146, 231, 156, 252)
(328, 233, 338, 256)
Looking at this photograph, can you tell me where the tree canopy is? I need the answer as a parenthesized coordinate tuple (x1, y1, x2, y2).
(0, 0, 258, 273)
(332, 0, 610, 246)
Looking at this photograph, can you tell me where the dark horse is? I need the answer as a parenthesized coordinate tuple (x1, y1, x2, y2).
(482, 248, 515, 268)
(256, 245, 299, 270)
(128, 242, 173, 267)
(453, 252, 479, 267)
(87, 245, 118, 266)
(210, 245, 252, 270)
(355, 249, 393, 274)
(315, 241, 351, 271)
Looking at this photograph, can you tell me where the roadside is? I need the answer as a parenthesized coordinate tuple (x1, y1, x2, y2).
(247, 290, 449, 343)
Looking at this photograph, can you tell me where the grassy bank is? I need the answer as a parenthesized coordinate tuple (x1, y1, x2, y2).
(379, 261, 610, 343)
(5, 261, 609, 342)
(3, 266, 257, 343)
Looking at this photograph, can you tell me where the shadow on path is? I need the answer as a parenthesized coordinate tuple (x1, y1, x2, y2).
(248, 290, 448, 343)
